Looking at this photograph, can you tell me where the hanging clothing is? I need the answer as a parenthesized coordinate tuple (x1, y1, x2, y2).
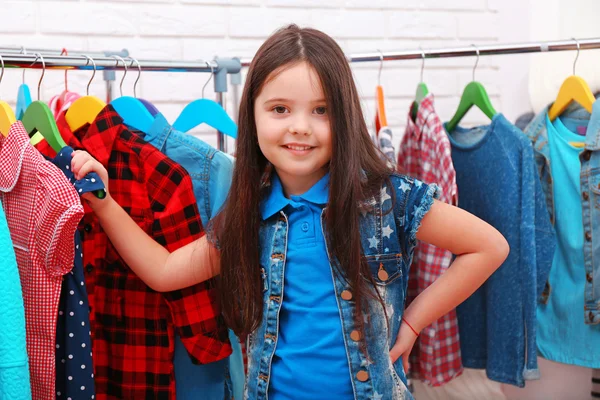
(446, 114, 556, 387)
(46, 106, 232, 399)
(262, 173, 354, 399)
(0, 200, 31, 400)
(377, 126, 397, 168)
(45, 147, 105, 400)
(0, 122, 84, 400)
(141, 112, 241, 400)
(524, 102, 600, 327)
(397, 93, 462, 387)
(524, 104, 600, 368)
(49, 92, 81, 119)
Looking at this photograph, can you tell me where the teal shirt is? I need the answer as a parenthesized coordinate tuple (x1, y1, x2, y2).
(0, 201, 31, 399)
(536, 115, 600, 367)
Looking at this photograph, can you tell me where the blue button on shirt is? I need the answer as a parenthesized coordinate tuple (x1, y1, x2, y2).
(261, 172, 354, 400)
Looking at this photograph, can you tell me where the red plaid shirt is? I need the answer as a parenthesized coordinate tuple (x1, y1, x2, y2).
(0, 122, 84, 400)
(397, 94, 463, 386)
(47, 106, 231, 399)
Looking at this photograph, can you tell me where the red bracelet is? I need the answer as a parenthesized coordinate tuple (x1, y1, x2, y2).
(402, 317, 419, 337)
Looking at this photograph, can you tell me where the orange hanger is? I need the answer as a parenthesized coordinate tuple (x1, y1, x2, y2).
(65, 55, 106, 132)
(375, 50, 387, 133)
(548, 39, 595, 121)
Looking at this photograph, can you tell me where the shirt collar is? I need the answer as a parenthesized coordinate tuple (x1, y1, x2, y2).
(406, 92, 435, 139)
(146, 112, 173, 151)
(0, 121, 30, 191)
(260, 172, 330, 220)
(72, 104, 124, 167)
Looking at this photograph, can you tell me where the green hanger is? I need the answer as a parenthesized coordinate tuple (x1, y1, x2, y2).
(446, 45, 497, 132)
(22, 101, 67, 153)
(410, 49, 430, 121)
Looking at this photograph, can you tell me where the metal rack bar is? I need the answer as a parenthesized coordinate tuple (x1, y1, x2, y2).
(239, 37, 600, 66)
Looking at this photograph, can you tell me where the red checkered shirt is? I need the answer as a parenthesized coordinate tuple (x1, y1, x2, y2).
(0, 122, 84, 400)
(48, 106, 231, 399)
(397, 93, 463, 386)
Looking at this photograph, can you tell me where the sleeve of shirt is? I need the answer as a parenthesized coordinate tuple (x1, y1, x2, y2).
(146, 155, 231, 363)
(394, 175, 440, 260)
(208, 151, 234, 220)
(37, 169, 84, 277)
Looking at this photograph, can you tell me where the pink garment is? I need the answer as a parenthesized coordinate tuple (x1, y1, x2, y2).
(0, 122, 83, 400)
(49, 91, 80, 119)
(397, 93, 462, 386)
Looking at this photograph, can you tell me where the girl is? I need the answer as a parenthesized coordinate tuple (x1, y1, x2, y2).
(72, 25, 509, 400)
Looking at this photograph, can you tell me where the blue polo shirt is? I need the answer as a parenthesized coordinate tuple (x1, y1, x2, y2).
(261, 172, 353, 399)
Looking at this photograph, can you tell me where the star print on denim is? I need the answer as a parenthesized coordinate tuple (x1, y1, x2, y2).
(382, 225, 394, 239)
(399, 181, 411, 192)
(373, 391, 384, 400)
(381, 187, 392, 203)
(368, 235, 380, 249)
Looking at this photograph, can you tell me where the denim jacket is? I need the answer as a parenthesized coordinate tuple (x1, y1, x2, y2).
(242, 173, 439, 400)
(524, 102, 600, 325)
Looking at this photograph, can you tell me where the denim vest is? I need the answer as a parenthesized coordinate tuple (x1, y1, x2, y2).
(524, 102, 600, 324)
(244, 174, 439, 400)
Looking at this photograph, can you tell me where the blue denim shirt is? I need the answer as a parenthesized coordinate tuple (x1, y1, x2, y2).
(524, 102, 600, 325)
(144, 113, 244, 400)
(446, 114, 555, 387)
(240, 173, 438, 400)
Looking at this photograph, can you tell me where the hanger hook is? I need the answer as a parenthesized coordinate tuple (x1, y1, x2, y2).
(471, 44, 480, 81)
(61, 48, 69, 91)
(21, 46, 27, 85)
(419, 46, 426, 83)
(82, 55, 96, 96)
(111, 55, 127, 97)
(30, 52, 45, 101)
(377, 49, 384, 86)
(572, 37, 580, 75)
(126, 57, 142, 98)
(0, 54, 4, 96)
(202, 61, 214, 99)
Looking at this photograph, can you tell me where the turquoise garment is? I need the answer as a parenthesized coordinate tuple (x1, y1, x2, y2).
(262, 172, 354, 400)
(0, 201, 31, 399)
(536, 115, 600, 367)
(143, 113, 244, 400)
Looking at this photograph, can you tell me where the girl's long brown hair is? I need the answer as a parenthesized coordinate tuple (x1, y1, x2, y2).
(213, 24, 393, 340)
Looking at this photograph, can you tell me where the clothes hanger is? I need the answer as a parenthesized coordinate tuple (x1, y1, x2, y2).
(21, 53, 67, 153)
(446, 44, 497, 132)
(109, 55, 155, 134)
(410, 47, 430, 121)
(65, 55, 107, 132)
(374, 50, 388, 133)
(0, 54, 16, 136)
(173, 61, 238, 138)
(16, 47, 32, 120)
(548, 38, 595, 121)
(126, 57, 160, 116)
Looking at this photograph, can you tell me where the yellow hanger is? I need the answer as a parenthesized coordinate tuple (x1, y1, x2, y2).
(0, 55, 16, 136)
(548, 39, 595, 121)
(65, 55, 106, 132)
(375, 50, 388, 130)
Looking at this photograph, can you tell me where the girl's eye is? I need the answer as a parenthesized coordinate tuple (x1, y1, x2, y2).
(314, 106, 327, 115)
(273, 106, 288, 114)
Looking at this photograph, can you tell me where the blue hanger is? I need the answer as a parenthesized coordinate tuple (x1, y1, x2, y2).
(16, 84, 31, 120)
(109, 56, 154, 134)
(173, 61, 237, 138)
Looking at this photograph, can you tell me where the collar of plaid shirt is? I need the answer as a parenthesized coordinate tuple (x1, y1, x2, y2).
(50, 106, 232, 399)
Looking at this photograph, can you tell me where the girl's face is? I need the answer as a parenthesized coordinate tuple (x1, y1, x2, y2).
(254, 61, 332, 195)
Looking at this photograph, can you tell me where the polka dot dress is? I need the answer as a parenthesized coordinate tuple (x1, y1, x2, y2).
(49, 147, 105, 400)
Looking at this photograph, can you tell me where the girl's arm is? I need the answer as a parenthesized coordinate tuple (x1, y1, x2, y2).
(72, 150, 220, 292)
(390, 199, 509, 365)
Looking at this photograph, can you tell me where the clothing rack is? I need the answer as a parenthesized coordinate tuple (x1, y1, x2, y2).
(239, 37, 600, 66)
(0, 51, 242, 152)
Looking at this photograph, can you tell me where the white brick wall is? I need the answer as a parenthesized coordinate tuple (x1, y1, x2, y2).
(0, 0, 531, 149)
